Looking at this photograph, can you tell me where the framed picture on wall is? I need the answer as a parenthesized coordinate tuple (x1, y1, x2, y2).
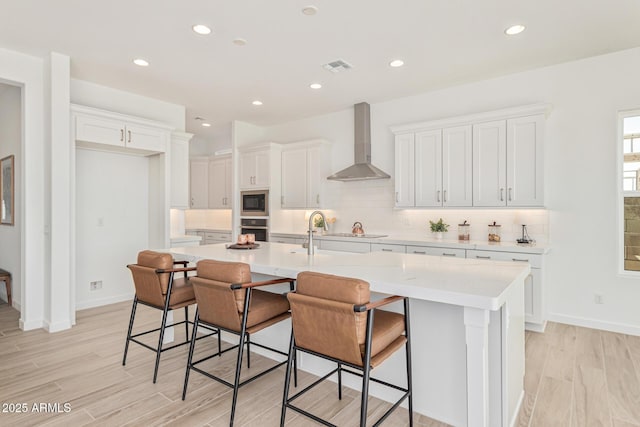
(1, 155, 14, 226)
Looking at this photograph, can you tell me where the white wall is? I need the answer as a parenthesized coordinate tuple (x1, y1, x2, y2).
(265, 47, 640, 334)
(70, 79, 185, 131)
(75, 149, 149, 309)
(0, 84, 22, 306)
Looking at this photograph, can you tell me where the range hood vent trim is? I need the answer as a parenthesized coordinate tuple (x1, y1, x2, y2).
(327, 102, 391, 182)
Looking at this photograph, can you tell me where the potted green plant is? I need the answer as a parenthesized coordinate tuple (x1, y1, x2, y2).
(429, 218, 449, 240)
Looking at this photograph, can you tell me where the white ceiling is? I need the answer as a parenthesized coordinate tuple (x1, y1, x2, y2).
(1, 0, 639, 139)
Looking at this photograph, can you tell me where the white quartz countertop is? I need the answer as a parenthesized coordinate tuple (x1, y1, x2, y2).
(168, 242, 530, 311)
(271, 231, 550, 254)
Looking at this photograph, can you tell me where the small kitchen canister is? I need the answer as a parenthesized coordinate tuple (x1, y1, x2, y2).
(488, 222, 501, 242)
(458, 221, 470, 241)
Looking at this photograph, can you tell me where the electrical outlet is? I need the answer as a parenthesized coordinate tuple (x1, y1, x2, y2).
(594, 294, 604, 304)
(90, 280, 103, 291)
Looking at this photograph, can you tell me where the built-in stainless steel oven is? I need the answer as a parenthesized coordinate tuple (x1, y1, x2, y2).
(240, 190, 269, 216)
(240, 218, 269, 242)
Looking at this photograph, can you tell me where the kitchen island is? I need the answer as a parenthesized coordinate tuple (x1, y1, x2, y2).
(168, 242, 529, 427)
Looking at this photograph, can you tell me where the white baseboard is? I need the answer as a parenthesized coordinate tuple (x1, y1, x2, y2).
(76, 293, 134, 310)
(20, 318, 44, 331)
(525, 321, 547, 333)
(548, 313, 640, 336)
(44, 319, 73, 333)
(510, 390, 525, 427)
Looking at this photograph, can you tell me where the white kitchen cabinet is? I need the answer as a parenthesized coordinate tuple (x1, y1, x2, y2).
(406, 245, 466, 258)
(371, 243, 406, 253)
(281, 140, 331, 209)
(506, 115, 544, 206)
(395, 126, 471, 208)
(208, 156, 232, 209)
(73, 105, 169, 154)
(204, 231, 232, 244)
(473, 115, 544, 207)
(442, 126, 473, 207)
(170, 132, 193, 208)
(467, 249, 545, 330)
(240, 148, 270, 189)
(318, 240, 371, 253)
(189, 159, 209, 209)
(394, 133, 415, 207)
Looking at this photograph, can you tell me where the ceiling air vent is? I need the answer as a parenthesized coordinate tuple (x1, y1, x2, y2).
(323, 59, 353, 73)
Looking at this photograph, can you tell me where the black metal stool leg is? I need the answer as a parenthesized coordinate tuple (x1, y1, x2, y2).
(337, 362, 342, 400)
(360, 310, 375, 427)
(280, 331, 296, 427)
(184, 305, 189, 339)
(230, 288, 251, 426)
(153, 300, 171, 384)
(218, 328, 222, 356)
(122, 297, 138, 366)
(404, 298, 414, 426)
(182, 309, 200, 400)
(293, 348, 298, 388)
(246, 333, 251, 369)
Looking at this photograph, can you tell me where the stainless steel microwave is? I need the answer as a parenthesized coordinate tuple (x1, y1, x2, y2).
(240, 190, 269, 216)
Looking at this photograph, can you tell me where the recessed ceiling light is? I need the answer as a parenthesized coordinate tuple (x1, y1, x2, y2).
(389, 59, 404, 68)
(192, 24, 212, 35)
(201, 122, 211, 127)
(133, 58, 149, 67)
(233, 38, 247, 46)
(309, 83, 322, 89)
(302, 5, 318, 15)
(252, 100, 263, 106)
(504, 24, 526, 36)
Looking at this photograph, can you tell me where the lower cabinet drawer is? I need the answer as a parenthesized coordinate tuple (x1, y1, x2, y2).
(271, 236, 303, 244)
(371, 243, 406, 253)
(406, 245, 466, 258)
(466, 250, 542, 268)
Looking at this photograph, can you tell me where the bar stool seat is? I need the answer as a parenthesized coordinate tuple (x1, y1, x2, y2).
(0, 269, 11, 307)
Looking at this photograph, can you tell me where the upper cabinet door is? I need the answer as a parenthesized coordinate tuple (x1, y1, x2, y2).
(442, 125, 472, 207)
(75, 114, 125, 147)
(306, 144, 327, 208)
(394, 134, 415, 207)
(254, 149, 270, 187)
(415, 130, 442, 207)
(239, 151, 257, 188)
(125, 124, 166, 152)
(507, 115, 544, 206)
(208, 158, 228, 209)
(473, 120, 507, 207)
(170, 135, 191, 208)
(189, 159, 209, 209)
(281, 148, 308, 208)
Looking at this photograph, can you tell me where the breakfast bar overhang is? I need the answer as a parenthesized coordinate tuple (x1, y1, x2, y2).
(168, 242, 530, 427)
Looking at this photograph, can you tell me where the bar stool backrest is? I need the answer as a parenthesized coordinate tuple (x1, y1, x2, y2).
(128, 250, 174, 307)
(289, 271, 370, 366)
(192, 259, 252, 331)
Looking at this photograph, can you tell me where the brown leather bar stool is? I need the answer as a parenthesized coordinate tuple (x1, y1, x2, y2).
(123, 250, 219, 383)
(0, 269, 11, 307)
(281, 271, 413, 427)
(182, 259, 296, 426)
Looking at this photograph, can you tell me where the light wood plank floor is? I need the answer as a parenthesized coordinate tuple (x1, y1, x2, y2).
(1, 301, 639, 426)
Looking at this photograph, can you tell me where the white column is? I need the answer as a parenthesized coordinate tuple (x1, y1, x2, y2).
(464, 306, 491, 427)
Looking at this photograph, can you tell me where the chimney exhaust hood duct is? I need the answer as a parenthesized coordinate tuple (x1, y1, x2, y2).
(327, 102, 391, 181)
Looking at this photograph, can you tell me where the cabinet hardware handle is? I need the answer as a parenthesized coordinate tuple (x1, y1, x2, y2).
(128, 130, 131, 143)
(436, 190, 441, 203)
(476, 255, 491, 259)
(120, 129, 124, 142)
(512, 258, 529, 262)
(191, 197, 194, 207)
(281, 196, 284, 206)
(381, 248, 392, 252)
(223, 197, 226, 205)
(443, 190, 447, 203)
(442, 253, 456, 257)
(508, 187, 513, 201)
(413, 251, 426, 254)
(395, 192, 399, 203)
(500, 188, 504, 202)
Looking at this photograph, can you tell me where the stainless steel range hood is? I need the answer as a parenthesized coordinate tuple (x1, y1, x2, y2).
(327, 102, 391, 181)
